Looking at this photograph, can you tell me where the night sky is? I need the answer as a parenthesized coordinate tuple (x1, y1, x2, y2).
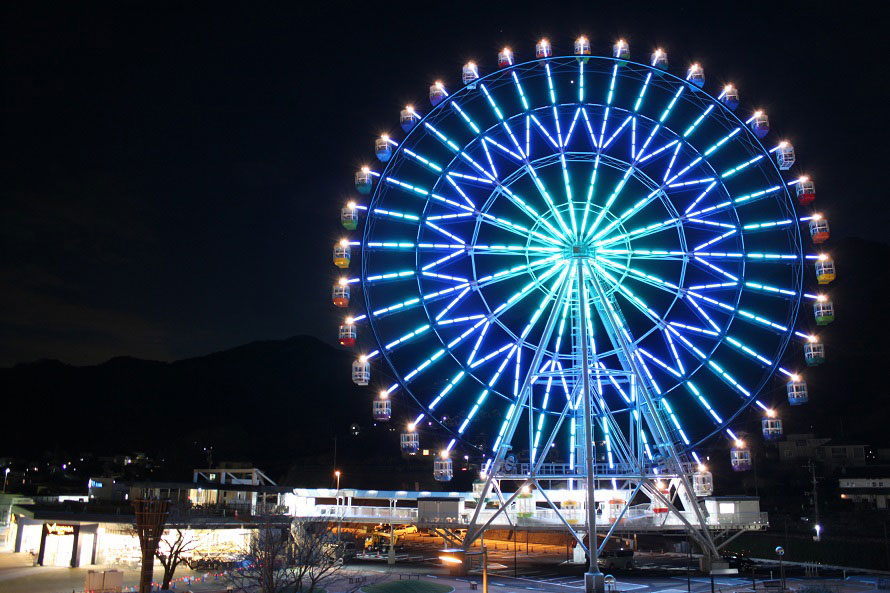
(2, 2, 886, 367)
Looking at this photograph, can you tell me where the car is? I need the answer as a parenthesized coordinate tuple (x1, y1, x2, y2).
(722, 551, 754, 571)
(597, 549, 635, 570)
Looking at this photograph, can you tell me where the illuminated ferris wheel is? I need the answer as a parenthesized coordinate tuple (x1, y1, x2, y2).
(330, 36, 835, 552)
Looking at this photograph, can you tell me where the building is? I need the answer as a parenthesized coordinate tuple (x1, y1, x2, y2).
(839, 468, 890, 509)
(5, 467, 289, 568)
(777, 434, 867, 469)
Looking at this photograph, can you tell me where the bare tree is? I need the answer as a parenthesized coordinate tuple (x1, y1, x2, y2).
(156, 529, 197, 590)
(227, 515, 360, 593)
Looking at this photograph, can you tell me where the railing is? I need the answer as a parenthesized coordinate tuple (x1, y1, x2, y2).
(297, 504, 767, 531)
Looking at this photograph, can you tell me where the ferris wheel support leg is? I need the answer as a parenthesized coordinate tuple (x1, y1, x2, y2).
(577, 261, 604, 593)
(463, 270, 573, 550)
(585, 267, 719, 560)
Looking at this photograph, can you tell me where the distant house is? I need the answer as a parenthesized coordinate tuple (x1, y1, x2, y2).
(839, 467, 890, 509)
(777, 434, 867, 469)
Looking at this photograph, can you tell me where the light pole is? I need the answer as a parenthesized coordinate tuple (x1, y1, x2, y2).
(775, 546, 785, 593)
(3, 468, 9, 493)
(334, 470, 341, 492)
(334, 470, 342, 540)
(440, 547, 487, 593)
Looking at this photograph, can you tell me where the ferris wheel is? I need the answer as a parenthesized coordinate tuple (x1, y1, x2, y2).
(330, 36, 834, 553)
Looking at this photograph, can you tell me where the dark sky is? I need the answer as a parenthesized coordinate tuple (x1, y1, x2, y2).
(1, 2, 886, 366)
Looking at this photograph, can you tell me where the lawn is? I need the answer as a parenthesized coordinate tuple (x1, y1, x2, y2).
(360, 579, 454, 593)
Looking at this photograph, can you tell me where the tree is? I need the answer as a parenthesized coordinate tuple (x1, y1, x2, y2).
(227, 515, 360, 593)
(156, 529, 197, 590)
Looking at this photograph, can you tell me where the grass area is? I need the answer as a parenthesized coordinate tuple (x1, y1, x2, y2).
(361, 580, 454, 593)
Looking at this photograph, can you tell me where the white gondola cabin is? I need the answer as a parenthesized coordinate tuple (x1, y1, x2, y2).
(332, 280, 350, 308)
(536, 38, 552, 58)
(400, 106, 419, 132)
(730, 442, 752, 472)
(776, 142, 796, 170)
(693, 468, 714, 497)
(333, 241, 351, 269)
(375, 136, 393, 162)
(721, 84, 739, 110)
(400, 428, 420, 455)
(498, 47, 513, 68)
(815, 256, 835, 284)
(352, 358, 370, 386)
(814, 297, 834, 325)
(796, 177, 816, 205)
(809, 217, 830, 244)
(613, 39, 629, 62)
(651, 49, 668, 70)
(750, 111, 770, 138)
(462, 62, 479, 85)
(355, 167, 373, 194)
(372, 395, 391, 422)
(787, 377, 809, 405)
(805, 339, 825, 366)
(434, 456, 453, 482)
(429, 81, 447, 106)
(686, 63, 705, 87)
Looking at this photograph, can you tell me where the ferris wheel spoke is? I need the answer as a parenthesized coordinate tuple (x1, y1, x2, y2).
(634, 86, 685, 162)
(686, 290, 789, 333)
(597, 64, 619, 146)
(594, 217, 682, 249)
(578, 153, 601, 235)
(681, 104, 716, 139)
(592, 256, 682, 298)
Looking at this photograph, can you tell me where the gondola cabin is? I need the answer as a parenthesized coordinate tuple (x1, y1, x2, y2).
(730, 442, 752, 472)
(796, 177, 816, 205)
(375, 136, 393, 162)
(762, 413, 783, 440)
(355, 167, 373, 194)
(651, 48, 668, 70)
(373, 395, 391, 422)
(332, 280, 350, 308)
(338, 320, 356, 348)
(341, 203, 358, 230)
(809, 217, 830, 244)
(815, 256, 835, 284)
(574, 36, 591, 62)
(686, 63, 705, 87)
(693, 468, 714, 497)
(721, 84, 739, 110)
(352, 358, 370, 386)
(400, 428, 420, 455)
(814, 297, 834, 325)
(776, 142, 796, 170)
(400, 106, 419, 132)
(434, 456, 453, 482)
(787, 377, 809, 405)
(613, 39, 629, 62)
(804, 339, 825, 366)
(536, 38, 552, 58)
(429, 81, 447, 106)
(333, 241, 351, 269)
(750, 111, 770, 138)
(462, 62, 479, 85)
(498, 47, 513, 68)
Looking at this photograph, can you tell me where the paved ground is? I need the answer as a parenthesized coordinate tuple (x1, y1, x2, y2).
(0, 538, 882, 593)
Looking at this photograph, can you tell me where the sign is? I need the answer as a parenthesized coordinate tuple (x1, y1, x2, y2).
(45, 523, 76, 536)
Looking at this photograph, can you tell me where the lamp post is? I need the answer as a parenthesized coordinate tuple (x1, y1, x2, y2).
(334, 470, 341, 492)
(334, 470, 342, 540)
(3, 468, 9, 493)
(440, 547, 487, 593)
(775, 546, 785, 593)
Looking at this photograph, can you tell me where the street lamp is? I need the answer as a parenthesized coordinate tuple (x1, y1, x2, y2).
(775, 546, 785, 592)
(440, 547, 487, 593)
(3, 468, 9, 493)
(334, 470, 341, 491)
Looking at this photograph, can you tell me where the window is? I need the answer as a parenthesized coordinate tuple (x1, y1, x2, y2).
(718, 503, 735, 514)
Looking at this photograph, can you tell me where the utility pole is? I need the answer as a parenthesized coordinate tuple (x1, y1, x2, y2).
(810, 461, 821, 541)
